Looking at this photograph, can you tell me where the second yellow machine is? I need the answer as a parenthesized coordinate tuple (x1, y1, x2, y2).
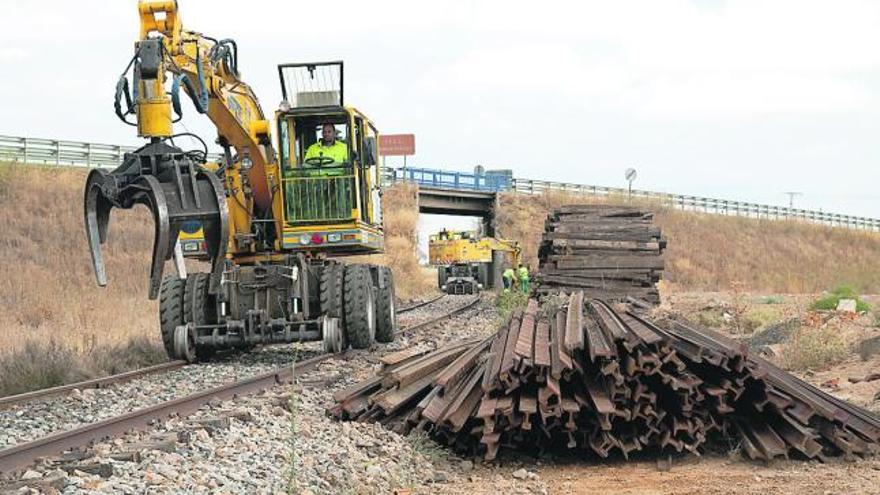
(428, 230, 520, 294)
(85, 1, 395, 361)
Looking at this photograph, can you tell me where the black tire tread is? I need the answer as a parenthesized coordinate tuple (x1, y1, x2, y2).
(184, 273, 216, 361)
(320, 263, 345, 320)
(159, 276, 185, 359)
(375, 266, 396, 343)
(344, 264, 375, 350)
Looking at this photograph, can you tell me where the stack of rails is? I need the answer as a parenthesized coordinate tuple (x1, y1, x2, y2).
(536, 205, 666, 306)
(329, 294, 880, 462)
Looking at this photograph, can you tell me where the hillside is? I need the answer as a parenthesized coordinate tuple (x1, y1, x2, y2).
(495, 191, 880, 294)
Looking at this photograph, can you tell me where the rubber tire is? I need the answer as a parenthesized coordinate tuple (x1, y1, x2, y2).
(344, 264, 376, 349)
(375, 266, 396, 343)
(320, 263, 345, 319)
(184, 273, 216, 361)
(159, 276, 185, 359)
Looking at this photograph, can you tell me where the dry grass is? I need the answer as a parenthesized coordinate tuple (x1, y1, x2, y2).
(0, 163, 161, 355)
(350, 182, 435, 300)
(656, 209, 880, 293)
(495, 192, 880, 294)
(0, 163, 167, 394)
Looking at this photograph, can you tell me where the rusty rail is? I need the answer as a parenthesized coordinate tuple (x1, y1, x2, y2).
(0, 361, 187, 411)
(396, 297, 480, 335)
(398, 294, 446, 314)
(331, 294, 880, 463)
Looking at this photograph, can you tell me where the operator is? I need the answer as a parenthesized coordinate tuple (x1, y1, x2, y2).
(304, 123, 348, 175)
(517, 264, 530, 294)
(502, 266, 515, 293)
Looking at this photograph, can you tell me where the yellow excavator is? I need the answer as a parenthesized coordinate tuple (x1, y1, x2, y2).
(428, 230, 520, 294)
(85, 0, 395, 361)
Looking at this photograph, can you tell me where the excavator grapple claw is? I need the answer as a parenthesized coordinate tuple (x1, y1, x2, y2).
(84, 141, 229, 299)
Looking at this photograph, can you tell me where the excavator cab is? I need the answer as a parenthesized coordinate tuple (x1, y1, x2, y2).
(276, 61, 384, 256)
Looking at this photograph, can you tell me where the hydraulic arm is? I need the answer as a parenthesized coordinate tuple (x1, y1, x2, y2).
(85, 0, 397, 363)
(85, 0, 282, 298)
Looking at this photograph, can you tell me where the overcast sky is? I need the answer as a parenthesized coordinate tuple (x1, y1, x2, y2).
(3, 0, 879, 221)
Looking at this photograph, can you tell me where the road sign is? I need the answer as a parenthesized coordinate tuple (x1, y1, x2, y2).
(625, 168, 637, 182)
(379, 134, 415, 156)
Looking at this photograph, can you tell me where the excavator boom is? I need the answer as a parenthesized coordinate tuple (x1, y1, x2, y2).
(85, 0, 275, 298)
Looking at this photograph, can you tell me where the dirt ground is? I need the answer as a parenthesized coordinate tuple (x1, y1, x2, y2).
(432, 455, 880, 495)
(429, 291, 880, 495)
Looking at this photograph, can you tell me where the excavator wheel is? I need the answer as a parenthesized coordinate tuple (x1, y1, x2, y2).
(343, 264, 376, 349)
(159, 276, 185, 359)
(375, 266, 397, 343)
(320, 263, 346, 320)
(184, 273, 217, 361)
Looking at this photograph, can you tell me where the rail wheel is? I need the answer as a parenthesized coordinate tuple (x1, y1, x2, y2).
(344, 264, 376, 349)
(173, 324, 196, 363)
(322, 315, 345, 353)
(375, 266, 397, 343)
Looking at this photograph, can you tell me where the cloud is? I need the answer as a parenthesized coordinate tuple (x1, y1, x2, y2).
(0, 48, 27, 63)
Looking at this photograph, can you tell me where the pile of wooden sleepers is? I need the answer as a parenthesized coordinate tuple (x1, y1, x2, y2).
(536, 205, 666, 305)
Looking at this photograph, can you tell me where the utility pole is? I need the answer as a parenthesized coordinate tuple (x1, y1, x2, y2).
(783, 192, 803, 209)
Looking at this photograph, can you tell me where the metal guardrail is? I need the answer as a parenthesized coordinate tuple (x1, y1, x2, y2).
(0, 134, 222, 168)
(386, 167, 511, 192)
(384, 167, 880, 233)
(3, 134, 877, 232)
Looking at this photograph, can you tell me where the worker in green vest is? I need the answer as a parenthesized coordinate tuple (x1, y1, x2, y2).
(304, 123, 348, 174)
(295, 123, 350, 220)
(502, 267, 515, 292)
(517, 264, 530, 294)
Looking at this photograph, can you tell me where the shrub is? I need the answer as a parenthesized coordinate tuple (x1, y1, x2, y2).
(495, 290, 529, 325)
(809, 285, 870, 313)
(782, 327, 851, 371)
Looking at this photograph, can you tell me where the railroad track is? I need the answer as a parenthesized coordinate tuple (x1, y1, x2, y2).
(0, 361, 187, 411)
(0, 293, 453, 411)
(0, 295, 482, 473)
(397, 293, 446, 314)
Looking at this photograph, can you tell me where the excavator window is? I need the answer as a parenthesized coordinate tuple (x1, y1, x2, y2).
(281, 115, 358, 224)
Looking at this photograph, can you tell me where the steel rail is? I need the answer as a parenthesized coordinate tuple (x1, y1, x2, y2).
(397, 293, 446, 314)
(0, 297, 483, 474)
(0, 361, 187, 411)
(396, 296, 481, 335)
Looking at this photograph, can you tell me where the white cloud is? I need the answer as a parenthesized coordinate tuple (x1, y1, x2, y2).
(0, 48, 27, 63)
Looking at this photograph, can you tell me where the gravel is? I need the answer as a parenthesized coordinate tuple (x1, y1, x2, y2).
(2, 294, 498, 494)
(0, 345, 324, 449)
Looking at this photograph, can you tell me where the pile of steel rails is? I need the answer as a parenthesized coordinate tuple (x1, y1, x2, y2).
(536, 205, 666, 306)
(329, 293, 880, 462)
